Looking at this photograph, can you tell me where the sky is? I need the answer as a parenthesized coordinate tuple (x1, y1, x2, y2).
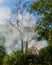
(0, 0, 35, 24)
(0, 0, 11, 24)
(0, 0, 19, 24)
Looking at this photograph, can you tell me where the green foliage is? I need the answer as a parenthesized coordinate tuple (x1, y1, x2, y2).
(31, 0, 52, 45)
(0, 45, 6, 65)
(0, 45, 6, 58)
(1, 46, 52, 65)
(2, 55, 16, 65)
(2, 50, 38, 65)
(38, 46, 52, 65)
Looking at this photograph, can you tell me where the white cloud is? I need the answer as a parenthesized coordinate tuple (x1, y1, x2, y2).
(0, 7, 11, 24)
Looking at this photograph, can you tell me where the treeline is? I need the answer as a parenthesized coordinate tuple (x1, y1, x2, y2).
(0, 45, 52, 65)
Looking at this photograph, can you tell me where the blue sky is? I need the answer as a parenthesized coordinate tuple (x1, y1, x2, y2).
(0, 0, 34, 11)
(0, 0, 17, 9)
(0, 0, 17, 24)
(0, 0, 36, 24)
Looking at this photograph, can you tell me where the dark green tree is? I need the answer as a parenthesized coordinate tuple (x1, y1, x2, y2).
(31, 0, 52, 45)
(0, 34, 6, 65)
(38, 46, 52, 65)
(0, 45, 6, 65)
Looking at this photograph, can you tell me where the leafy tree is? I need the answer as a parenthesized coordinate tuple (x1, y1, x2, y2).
(38, 46, 52, 65)
(2, 50, 38, 65)
(31, 0, 52, 45)
(2, 55, 16, 65)
(0, 45, 6, 65)
(0, 34, 6, 65)
(2, 46, 52, 65)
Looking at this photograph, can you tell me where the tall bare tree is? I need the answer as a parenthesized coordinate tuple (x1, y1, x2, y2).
(6, 0, 36, 53)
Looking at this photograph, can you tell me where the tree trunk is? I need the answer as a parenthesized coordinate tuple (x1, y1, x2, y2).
(21, 39, 23, 53)
(25, 41, 28, 53)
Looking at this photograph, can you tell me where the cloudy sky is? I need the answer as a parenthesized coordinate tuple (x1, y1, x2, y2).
(0, 0, 35, 24)
(0, 0, 17, 24)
